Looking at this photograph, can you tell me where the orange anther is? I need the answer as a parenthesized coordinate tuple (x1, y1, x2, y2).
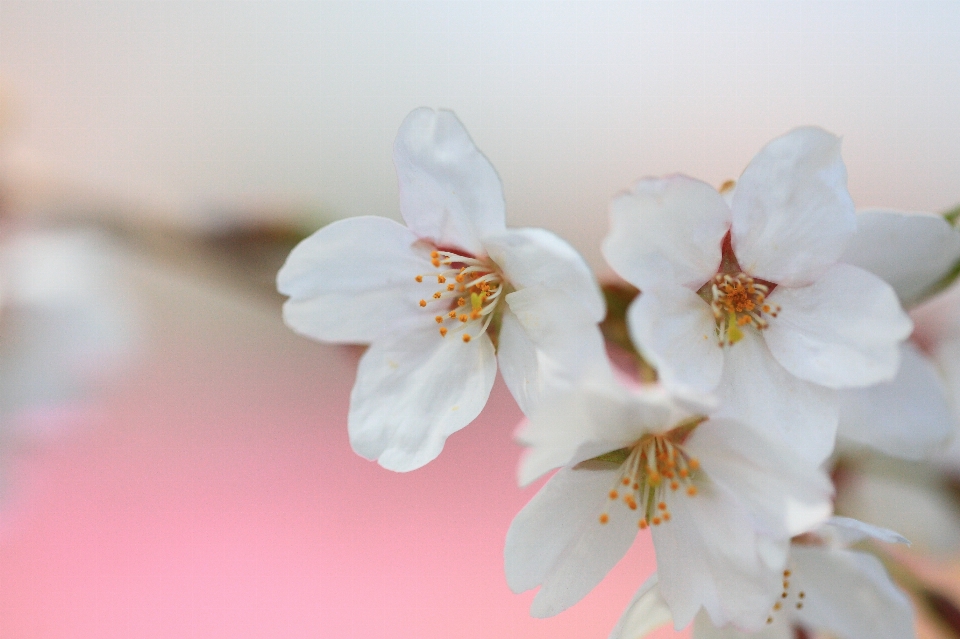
(449, 311, 457, 318)
(638, 519, 648, 529)
(670, 481, 679, 491)
(415, 275, 423, 282)
(662, 512, 670, 521)
(430, 251, 439, 258)
(457, 298, 466, 306)
(419, 299, 427, 307)
(439, 327, 448, 337)
(621, 478, 630, 486)
(609, 490, 618, 499)
(657, 502, 667, 510)
(688, 458, 700, 470)
(679, 468, 689, 478)
(462, 334, 471, 343)
(447, 284, 455, 291)
(455, 274, 464, 283)
(687, 486, 697, 496)
(431, 259, 440, 267)
(435, 316, 443, 323)
(437, 275, 446, 283)
(459, 314, 468, 322)
(652, 517, 661, 526)
(433, 292, 442, 299)
(599, 513, 609, 524)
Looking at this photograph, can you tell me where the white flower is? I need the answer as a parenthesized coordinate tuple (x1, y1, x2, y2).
(611, 517, 914, 639)
(836, 209, 960, 460)
(277, 108, 607, 471)
(602, 128, 913, 463)
(503, 377, 832, 630)
(830, 210, 960, 552)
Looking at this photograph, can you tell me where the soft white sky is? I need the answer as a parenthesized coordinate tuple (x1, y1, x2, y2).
(1, 1, 959, 266)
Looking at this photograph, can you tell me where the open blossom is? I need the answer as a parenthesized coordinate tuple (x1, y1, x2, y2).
(827, 210, 960, 552)
(504, 377, 832, 630)
(602, 127, 912, 463)
(836, 209, 960, 460)
(611, 517, 913, 639)
(277, 108, 606, 471)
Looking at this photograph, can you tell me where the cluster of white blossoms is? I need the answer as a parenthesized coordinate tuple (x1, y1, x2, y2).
(279, 107, 960, 638)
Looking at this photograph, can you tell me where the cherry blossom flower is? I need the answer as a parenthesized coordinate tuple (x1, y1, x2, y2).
(829, 210, 960, 552)
(610, 517, 912, 639)
(836, 209, 960, 460)
(504, 377, 832, 630)
(277, 108, 606, 471)
(602, 128, 912, 463)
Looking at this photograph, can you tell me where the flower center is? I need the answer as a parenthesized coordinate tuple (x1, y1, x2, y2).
(415, 249, 504, 343)
(594, 418, 705, 529)
(708, 272, 780, 347)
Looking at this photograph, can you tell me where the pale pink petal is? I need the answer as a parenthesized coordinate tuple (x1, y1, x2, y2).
(685, 418, 833, 539)
(765, 263, 912, 388)
(732, 127, 855, 286)
(393, 108, 505, 255)
(714, 330, 838, 465)
(278, 216, 431, 343)
(603, 175, 729, 290)
(792, 547, 914, 639)
(504, 464, 639, 617)
(626, 286, 725, 395)
(348, 325, 496, 471)
(842, 209, 960, 308)
(838, 342, 954, 460)
(484, 227, 605, 322)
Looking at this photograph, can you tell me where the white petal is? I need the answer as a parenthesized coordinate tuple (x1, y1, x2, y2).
(838, 341, 954, 460)
(792, 547, 914, 639)
(626, 286, 725, 395)
(393, 108, 505, 255)
(653, 482, 786, 630)
(732, 127, 856, 286)
(608, 575, 673, 639)
(715, 330, 839, 465)
(603, 175, 729, 290)
(765, 263, 912, 388)
(818, 516, 910, 546)
(484, 227, 605, 322)
(504, 464, 638, 616)
(842, 209, 960, 308)
(686, 418, 833, 539)
(277, 216, 430, 343)
(692, 611, 791, 639)
(499, 287, 611, 415)
(348, 325, 496, 471)
(516, 381, 671, 486)
(835, 457, 960, 554)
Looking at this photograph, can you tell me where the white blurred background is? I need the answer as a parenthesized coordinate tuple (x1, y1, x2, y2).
(1, 1, 958, 267)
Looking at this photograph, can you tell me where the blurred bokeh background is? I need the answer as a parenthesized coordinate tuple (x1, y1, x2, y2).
(0, 2, 958, 637)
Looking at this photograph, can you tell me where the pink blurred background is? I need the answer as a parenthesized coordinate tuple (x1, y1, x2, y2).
(0, 1, 957, 637)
